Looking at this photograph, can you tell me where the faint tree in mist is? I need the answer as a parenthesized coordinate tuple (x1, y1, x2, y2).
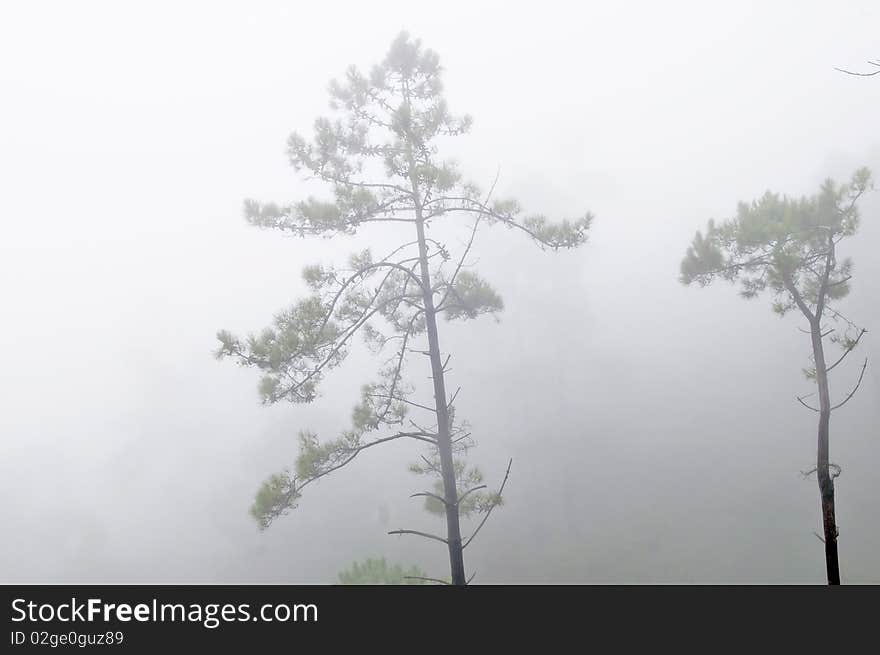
(216, 32, 592, 585)
(336, 557, 428, 585)
(680, 169, 873, 585)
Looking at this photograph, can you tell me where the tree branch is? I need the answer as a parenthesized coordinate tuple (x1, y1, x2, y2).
(796, 395, 820, 412)
(826, 328, 867, 373)
(436, 169, 499, 310)
(410, 490, 447, 505)
(835, 61, 880, 76)
(814, 231, 835, 321)
(463, 458, 512, 549)
(403, 576, 449, 585)
(456, 484, 487, 506)
(831, 358, 868, 411)
(387, 529, 449, 545)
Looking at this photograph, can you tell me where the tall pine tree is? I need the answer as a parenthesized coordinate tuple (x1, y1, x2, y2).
(681, 169, 872, 584)
(217, 33, 592, 585)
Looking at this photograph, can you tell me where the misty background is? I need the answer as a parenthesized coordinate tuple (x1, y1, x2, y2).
(1, 1, 878, 583)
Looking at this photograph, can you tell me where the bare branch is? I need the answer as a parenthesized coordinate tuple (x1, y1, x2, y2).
(403, 576, 449, 585)
(419, 454, 441, 475)
(410, 490, 447, 505)
(835, 63, 880, 76)
(387, 529, 449, 545)
(368, 392, 437, 414)
(796, 395, 820, 412)
(451, 431, 472, 445)
(831, 358, 868, 411)
(463, 458, 512, 549)
(456, 484, 487, 506)
(801, 466, 818, 479)
(827, 328, 867, 373)
(436, 169, 500, 310)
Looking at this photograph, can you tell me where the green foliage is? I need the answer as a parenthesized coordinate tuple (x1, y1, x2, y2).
(409, 456, 504, 518)
(440, 271, 504, 320)
(250, 471, 299, 530)
(218, 32, 591, 533)
(680, 169, 872, 318)
(336, 557, 429, 585)
(215, 295, 344, 404)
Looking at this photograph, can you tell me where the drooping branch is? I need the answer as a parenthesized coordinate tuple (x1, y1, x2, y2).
(298, 430, 437, 486)
(251, 428, 438, 529)
(244, 196, 418, 237)
(424, 195, 592, 250)
(221, 256, 429, 405)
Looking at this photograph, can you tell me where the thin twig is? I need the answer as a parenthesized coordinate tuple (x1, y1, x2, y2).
(463, 458, 512, 549)
(796, 395, 820, 412)
(827, 328, 867, 373)
(388, 529, 448, 545)
(456, 485, 488, 506)
(831, 358, 868, 411)
(410, 491, 447, 506)
(403, 576, 449, 585)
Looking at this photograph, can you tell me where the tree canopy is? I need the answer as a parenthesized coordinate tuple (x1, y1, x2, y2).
(681, 168, 871, 323)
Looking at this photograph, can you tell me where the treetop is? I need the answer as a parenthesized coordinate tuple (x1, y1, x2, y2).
(680, 168, 872, 318)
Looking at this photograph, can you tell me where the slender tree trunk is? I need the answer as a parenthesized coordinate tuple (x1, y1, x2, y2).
(810, 321, 840, 585)
(414, 214, 466, 585)
(407, 177, 466, 586)
(399, 77, 465, 583)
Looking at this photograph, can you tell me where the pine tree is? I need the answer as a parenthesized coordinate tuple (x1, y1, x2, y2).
(217, 33, 592, 585)
(680, 168, 873, 584)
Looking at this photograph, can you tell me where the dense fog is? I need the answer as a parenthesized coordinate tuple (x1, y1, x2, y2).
(1, 1, 878, 583)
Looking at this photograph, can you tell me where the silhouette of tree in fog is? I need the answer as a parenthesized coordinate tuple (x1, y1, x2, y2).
(216, 33, 592, 585)
(680, 169, 873, 584)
